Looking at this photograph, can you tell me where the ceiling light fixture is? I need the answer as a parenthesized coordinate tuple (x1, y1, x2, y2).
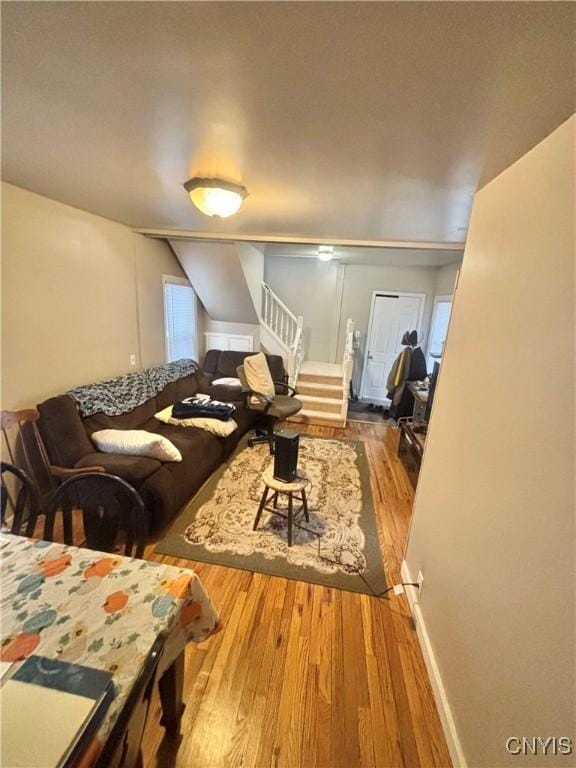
(318, 245, 334, 262)
(183, 177, 248, 218)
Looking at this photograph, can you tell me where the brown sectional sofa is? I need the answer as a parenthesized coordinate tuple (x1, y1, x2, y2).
(36, 354, 283, 535)
(202, 349, 286, 384)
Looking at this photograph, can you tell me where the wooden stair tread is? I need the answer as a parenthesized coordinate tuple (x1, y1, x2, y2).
(298, 373, 342, 382)
(296, 394, 342, 405)
(296, 381, 343, 392)
(288, 408, 346, 428)
(299, 361, 343, 377)
(296, 394, 342, 414)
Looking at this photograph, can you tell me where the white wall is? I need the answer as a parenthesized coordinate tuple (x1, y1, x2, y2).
(200, 315, 260, 357)
(264, 258, 439, 392)
(263, 257, 344, 362)
(236, 242, 264, 317)
(434, 262, 460, 297)
(338, 263, 438, 394)
(1, 183, 186, 409)
(170, 240, 259, 324)
(404, 116, 575, 766)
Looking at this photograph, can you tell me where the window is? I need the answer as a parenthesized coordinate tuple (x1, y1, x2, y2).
(163, 275, 197, 363)
(427, 296, 453, 370)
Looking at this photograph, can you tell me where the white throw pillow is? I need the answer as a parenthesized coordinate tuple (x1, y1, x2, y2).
(154, 406, 237, 438)
(243, 353, 274, 406)
(212, 377, 242, 388)
(91, 429, 182, 462)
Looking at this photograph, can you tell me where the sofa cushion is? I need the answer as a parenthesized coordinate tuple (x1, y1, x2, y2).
(140, 419, 224, 459)
(75, 453, 162, 484)
(156, 374, 199, 411)
(37, 395, 94, 467)
(83, 397, 158, 433)
(137, 425, 225, 530)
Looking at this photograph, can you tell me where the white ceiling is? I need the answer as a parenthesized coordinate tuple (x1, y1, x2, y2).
(2, 2, 574, 244)
(262, 242, 462, 268)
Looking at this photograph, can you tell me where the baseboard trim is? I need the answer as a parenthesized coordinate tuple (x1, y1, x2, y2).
(401, 560, 467, 768)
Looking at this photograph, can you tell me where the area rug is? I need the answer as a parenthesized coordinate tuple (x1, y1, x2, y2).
(155, 434, 387, 595)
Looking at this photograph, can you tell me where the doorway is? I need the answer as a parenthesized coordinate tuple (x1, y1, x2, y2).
(360, 292, 425, 402)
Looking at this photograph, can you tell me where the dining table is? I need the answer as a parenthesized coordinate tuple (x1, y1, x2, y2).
(0, 532, 219, 766)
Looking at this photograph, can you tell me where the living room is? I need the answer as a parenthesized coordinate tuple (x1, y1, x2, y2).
(1, 3, 574, 768)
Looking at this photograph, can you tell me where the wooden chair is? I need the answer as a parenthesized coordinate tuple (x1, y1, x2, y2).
(1, 408, 105, 534)
(0, 462, 40, 536)
(45, 473, 148, 558)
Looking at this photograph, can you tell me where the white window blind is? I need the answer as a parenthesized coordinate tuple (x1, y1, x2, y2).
(163, 277, 197, 363)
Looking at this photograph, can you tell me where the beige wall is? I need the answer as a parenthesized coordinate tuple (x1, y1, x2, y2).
(135, 235, 187, 369)
(404, 116, 575, 766)
(1, 183, 185, 409)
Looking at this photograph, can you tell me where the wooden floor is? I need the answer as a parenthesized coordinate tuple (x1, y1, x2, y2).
(141, 421, 452, 768)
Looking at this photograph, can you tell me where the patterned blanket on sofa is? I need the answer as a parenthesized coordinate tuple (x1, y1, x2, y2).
(67, 359, 199, 417)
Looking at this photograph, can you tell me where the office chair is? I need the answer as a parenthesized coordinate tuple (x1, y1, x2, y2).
(237, 365, 302, 454)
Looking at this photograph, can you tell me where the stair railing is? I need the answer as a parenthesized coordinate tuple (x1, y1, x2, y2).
(260, 282, 304, 387)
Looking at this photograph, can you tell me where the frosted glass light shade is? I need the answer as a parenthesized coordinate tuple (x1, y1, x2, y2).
(183, 177, 248, 218)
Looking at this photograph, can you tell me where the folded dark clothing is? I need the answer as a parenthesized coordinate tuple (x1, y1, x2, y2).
(172, 403, 233, 421)
(172, 395, 236, 422)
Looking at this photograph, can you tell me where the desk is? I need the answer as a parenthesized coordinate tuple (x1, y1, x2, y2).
(407, 381, 429, 422)
(397, 421, 427, 488)
(0, 534, 219, 765)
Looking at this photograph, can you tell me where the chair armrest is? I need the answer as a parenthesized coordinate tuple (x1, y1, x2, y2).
(50, 464, 106, 478)
(273, 381, 297, 397)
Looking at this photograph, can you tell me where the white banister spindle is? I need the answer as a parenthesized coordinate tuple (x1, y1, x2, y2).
(259, 282, 305, 387)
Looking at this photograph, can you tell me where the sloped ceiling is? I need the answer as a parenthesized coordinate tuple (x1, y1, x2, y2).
(2, 2, 574, 244)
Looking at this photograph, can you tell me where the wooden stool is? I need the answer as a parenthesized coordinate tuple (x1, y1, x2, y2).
(254, 467, 310, 547)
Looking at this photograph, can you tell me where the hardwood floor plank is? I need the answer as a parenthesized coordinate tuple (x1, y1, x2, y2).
(137, 421, 451, 768)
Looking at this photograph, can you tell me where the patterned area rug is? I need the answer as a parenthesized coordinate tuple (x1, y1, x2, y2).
(155, 435, 387, 594)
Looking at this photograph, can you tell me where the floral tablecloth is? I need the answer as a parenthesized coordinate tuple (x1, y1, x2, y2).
(0, 533, 219, 748)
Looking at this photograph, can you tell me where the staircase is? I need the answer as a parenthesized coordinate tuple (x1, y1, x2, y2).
(258, 283, 355, 428)
(168, 238, 354, 428)
(290, 361, 347, 428)
(259, 282, 304, 387)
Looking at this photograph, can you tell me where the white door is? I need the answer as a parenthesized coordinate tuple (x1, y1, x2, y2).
(361, 293, 424, 402)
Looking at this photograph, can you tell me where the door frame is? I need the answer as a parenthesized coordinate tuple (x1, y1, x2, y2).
(359, 290, 426, 402)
